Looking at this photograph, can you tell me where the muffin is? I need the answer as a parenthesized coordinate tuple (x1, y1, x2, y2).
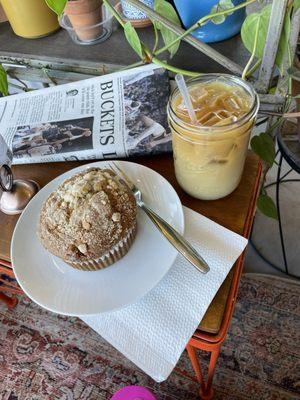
(38, 167, 137, 271)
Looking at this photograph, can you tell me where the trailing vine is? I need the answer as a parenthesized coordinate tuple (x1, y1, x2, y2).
(103, 0, 255, 76)
(241, 0, 300, 218)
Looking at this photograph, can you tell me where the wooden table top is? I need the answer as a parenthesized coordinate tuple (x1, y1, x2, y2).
(0, 151, 261, 334)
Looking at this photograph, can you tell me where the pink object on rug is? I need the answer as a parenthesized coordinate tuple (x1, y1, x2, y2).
(111, 385, 157, 399)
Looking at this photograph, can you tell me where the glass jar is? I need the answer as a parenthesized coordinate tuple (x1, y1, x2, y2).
(167, 74, 259, 200)
(60, 4, 113, 45)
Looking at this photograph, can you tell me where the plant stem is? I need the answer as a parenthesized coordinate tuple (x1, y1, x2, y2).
(152, 57, 200, 77)
(104, 0, 149, 62)
(8, 82, 33, 92)
(267, 117, 283, 135)
(154, 0, 257, 57)
(152, 22, 159, 54)
(42, 68, 57, 86)
(103, 0, 125, 28)
(245, 59, 261, 77)
(141, 46, 201, 76)
(242, 14, 261, 80)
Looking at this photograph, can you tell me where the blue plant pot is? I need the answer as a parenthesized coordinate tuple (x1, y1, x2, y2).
(121, 0, 154, 20)
(173, 0, 246, 43)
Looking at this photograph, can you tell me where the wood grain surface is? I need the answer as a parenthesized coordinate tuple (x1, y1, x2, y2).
(0, 151, 261, 334)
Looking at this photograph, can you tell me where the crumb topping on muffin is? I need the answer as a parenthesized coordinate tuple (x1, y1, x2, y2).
(38, 168, 137, 263)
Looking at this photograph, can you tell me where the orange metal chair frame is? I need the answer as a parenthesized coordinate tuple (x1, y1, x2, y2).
(186, 162, 262, 400)
(0, 259, 22, 308)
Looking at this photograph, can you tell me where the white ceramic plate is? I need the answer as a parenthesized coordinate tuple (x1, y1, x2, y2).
(11, 161, 184, 316)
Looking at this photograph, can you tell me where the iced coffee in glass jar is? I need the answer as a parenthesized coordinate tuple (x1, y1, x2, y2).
(167, 75, 259, 200)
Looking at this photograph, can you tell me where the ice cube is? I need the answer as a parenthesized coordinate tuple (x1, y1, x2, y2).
(222, 96, 240, 111)
(215, 115, 238, 126)
(189, 87, 209, 105)
(198, 112, 222, 126)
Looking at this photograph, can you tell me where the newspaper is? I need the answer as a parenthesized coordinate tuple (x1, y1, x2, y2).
(0, 64, 172, 165)
(0, 135, 12, 167)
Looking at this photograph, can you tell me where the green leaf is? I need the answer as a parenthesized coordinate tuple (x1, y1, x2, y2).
(250, 131, 275, 166)
(294, 0, 300, 9)
(257, 194, 278, 219)
(209, 0, 235, 25)
(44, 0, 67, 16)
(241, 5, 271, 59)
(124, 22, 143, 59)
(241, 4, 293, 75)
(154, 0, 181, 57)
(0, 64, 8, 96)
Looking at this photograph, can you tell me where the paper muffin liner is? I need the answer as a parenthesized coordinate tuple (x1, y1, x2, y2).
(66, 223, 137, 271)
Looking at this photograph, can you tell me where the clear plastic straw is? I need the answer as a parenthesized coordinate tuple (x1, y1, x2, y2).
(175, 74, 198, 124)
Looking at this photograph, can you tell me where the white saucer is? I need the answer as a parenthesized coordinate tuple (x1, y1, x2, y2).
(11, 161, 184, 315)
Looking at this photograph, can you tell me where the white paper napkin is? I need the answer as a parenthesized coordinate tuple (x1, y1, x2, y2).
(81, 206, 248, 382)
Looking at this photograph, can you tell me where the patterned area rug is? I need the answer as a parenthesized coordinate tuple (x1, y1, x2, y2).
(0, 273, 299, 400)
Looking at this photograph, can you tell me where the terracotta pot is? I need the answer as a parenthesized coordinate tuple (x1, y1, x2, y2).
(64, 0, 103, 42)
(0, 0, 59, 38)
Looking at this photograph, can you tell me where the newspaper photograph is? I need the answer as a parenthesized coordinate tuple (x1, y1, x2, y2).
(0, 64, 171, 164)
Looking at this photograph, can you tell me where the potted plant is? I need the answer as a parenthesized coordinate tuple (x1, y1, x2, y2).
(119, 0, 154, 28)
(0, 0, 59, 39)
(63, 0, 103, 41)
(45, 0, 113, 44)
(173, 0, 247, 43)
